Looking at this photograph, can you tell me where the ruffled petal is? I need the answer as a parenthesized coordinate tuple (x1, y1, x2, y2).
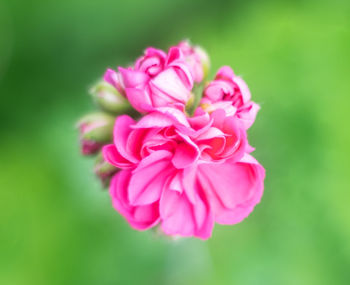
(102, 144, 133, 169)
(160, 185, 213, 239)
(124, 87, 152, 113)
(118, 67, 149, 89)
(234, 76, 251, 104)
(113, 115, 139, 163)
(172, 138, 199, 169)
(215, 66, 235, 80)
(134, 108, 190, 129)
(165, 46, 183, 65)
(109, 171, 160, 230)
(237, 102, 260, 130)
(149, 68, 191, 104)
(128, 151, 172, 205)
(198, 154, 265, 225)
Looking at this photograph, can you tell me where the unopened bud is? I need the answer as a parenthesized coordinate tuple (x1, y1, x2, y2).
(194, 45, 210, 79)
(77, 112, 114, 155)
(94, 151, 117, 187)
(90, 81, 131, 114)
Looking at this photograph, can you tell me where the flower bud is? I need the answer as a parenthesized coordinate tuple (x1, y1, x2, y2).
(94, 151, 117, 187)
(77, 112, 114, 155)
(194, 45, 210, 79)
(177, 40, 210, 83)
(90, 80, 131, 114)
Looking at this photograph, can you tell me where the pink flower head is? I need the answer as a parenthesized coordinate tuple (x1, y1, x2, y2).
(177, 40, 210, 83)
(102, 108, 264, 239)
(202, 66, 260, 129)
(79, 41, 265, 240)
(104, 47, 194, 113)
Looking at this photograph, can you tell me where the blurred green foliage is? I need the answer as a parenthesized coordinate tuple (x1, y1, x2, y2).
(1, 0, 350, 284)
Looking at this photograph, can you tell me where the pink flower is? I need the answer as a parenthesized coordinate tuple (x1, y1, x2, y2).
(202, 66, 260, 129)
(104, 47, 194, 113)
(78, 41, 265, 240)
(177, 40, 210, 83)
(102, 108, 264, 239)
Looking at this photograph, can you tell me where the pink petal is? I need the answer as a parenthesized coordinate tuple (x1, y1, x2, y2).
(198, 154, 265, 225)
(216, 66, 235, 80)
(118, 67, 149, 88)
(192, 180, 215, 239)
(204, 80, 233, 102)
(134, 108, 190, 129)
(202, 101, 237, 117)
(154, 107, 190, 127)
(160, 187, 213, 239)
(109, 171, 160, 230)
(126, 128, 160, 160)
(168, 172, 183, 193)
(237, 102, 260, 129)
(135, 47, 167, 75)
(134, 112, 175, 129)
(246, 143, 256, 153)
(220, 116, 246, 161)
(102, 144, 133, 169)
(113, 115, 139, 163)
(187, 111, 213, 138)
(104, 68, 124, 94)
(172, 139, 199, 169)
(160, 191, 194, 237)
(166, 47, 183, 65)
(182, 165, 197, 204)
(128, 151, 172, 205)
(145, 47, 167, 59)
(196, 127, 225, 141)
(149, 68, 191, 104)
(169, 61, 194, 90)
(124, 87, 152, 113)
(234, 76, 251, 104)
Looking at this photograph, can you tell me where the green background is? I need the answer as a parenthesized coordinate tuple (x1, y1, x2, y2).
(1, 0, 350, 284)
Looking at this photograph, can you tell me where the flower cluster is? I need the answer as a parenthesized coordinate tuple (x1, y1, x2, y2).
(78, 41, 265, 239)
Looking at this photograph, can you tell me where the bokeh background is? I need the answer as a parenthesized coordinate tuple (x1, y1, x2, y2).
(1, 0, 350, 284)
